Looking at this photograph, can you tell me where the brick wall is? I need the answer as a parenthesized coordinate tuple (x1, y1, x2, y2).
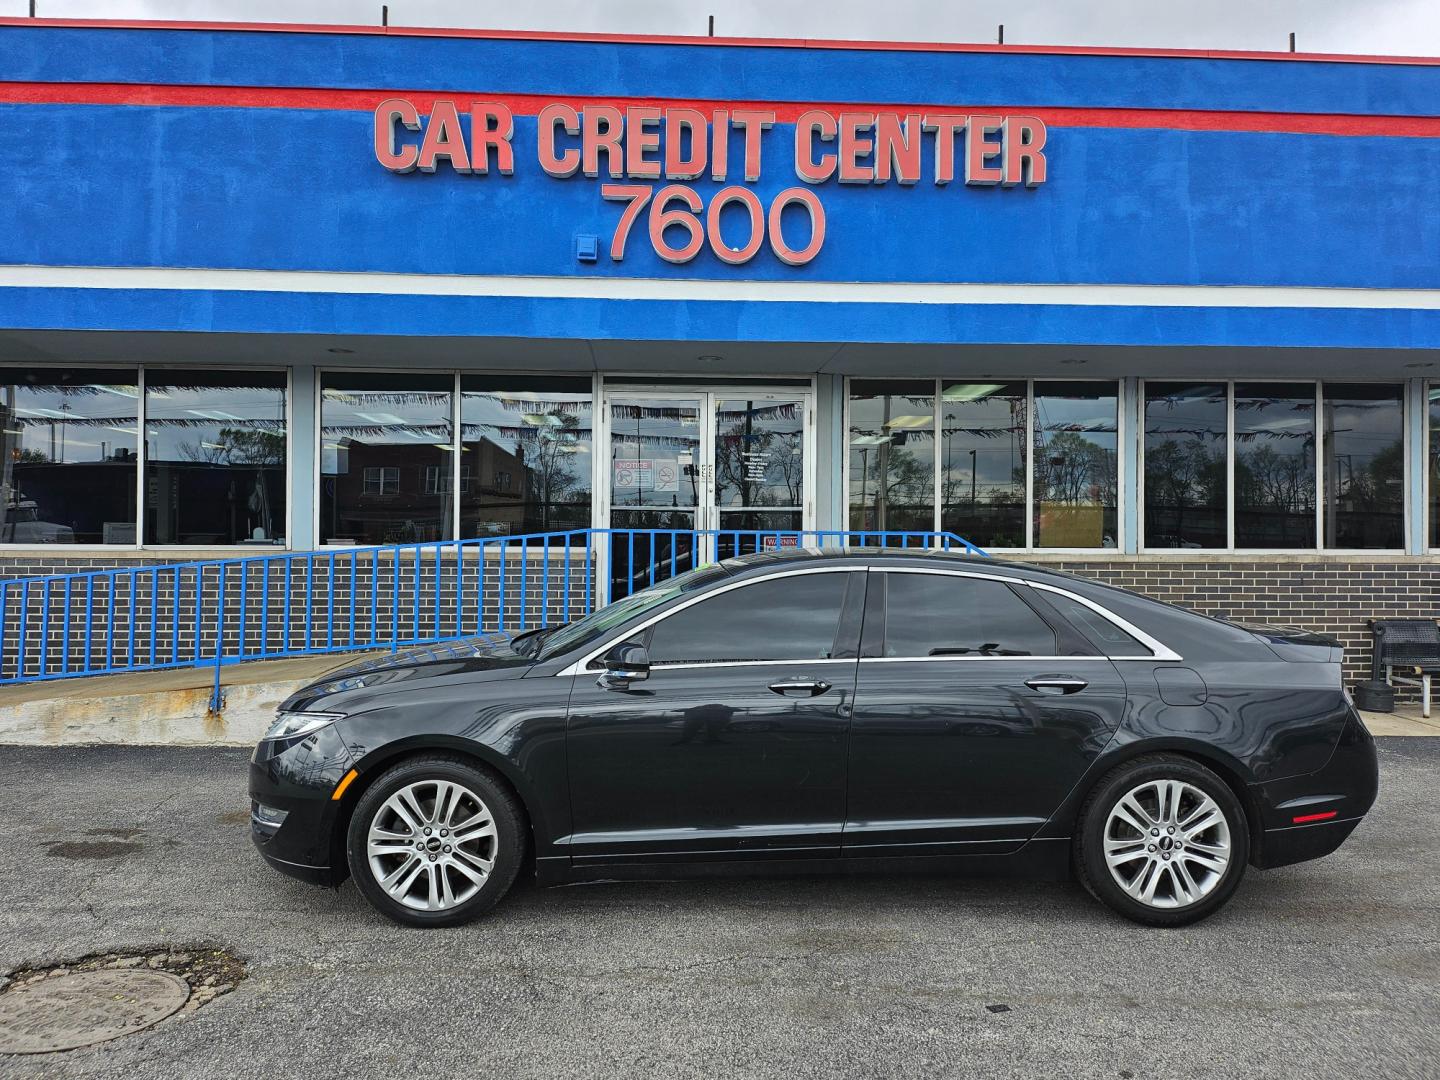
(1, 550, 1435, 695)
(1028, 555, 1440, 694)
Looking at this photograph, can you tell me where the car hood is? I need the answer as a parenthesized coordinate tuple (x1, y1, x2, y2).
(280, 634, 531, 711)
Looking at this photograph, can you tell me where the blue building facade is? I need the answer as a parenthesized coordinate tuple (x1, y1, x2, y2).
(0, 18, 1437, 682)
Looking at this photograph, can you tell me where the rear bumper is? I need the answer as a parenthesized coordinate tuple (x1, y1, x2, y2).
(1250, 706, 1378, 870)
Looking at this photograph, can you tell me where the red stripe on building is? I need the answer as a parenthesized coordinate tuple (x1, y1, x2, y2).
(3, 82, 1439, 138)
(1, 16, 1438, 68)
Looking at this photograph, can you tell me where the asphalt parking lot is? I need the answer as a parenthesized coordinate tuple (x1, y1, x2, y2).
(1, 741, 1437, 1080)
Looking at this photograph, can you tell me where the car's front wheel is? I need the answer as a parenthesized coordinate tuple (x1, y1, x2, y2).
(346, 755, 525, 927)
(1075, 754, 1249, 927)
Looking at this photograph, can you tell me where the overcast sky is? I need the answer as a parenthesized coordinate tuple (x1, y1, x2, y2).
(2, 0, 1437, 57)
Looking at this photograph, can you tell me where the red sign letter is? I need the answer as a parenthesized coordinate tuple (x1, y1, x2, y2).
(922, 113, 966, 185)
(874, 113, 922, 185)
(838, 113, 876, 184)
(1002, 116, 1048, 187)
(537, 103, 581, 177)
(470, 103, 514, 176)
(417, 100, 471, 173)
(795, 110, 837, 184)
(374, 98, 420, 173)
(664, 108, 709, 180)
(965, 115, 1004, 186)
(730, 110, 775, 182)
(582, 106, 625, 179)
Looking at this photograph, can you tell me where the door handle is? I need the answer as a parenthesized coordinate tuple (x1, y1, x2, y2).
(1024, 675, 1088, 695)
(768, 677, 832, 697)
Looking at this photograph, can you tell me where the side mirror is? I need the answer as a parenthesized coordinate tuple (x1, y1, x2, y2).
(598, 642, 650, 689)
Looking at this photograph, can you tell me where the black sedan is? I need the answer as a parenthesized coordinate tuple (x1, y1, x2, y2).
(250, 550, 1378, 928)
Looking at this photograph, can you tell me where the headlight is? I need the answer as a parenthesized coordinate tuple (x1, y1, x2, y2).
(261, 710, 344, 742)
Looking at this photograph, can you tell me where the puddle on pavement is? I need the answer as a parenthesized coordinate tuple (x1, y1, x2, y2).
(215, 809, 251, 826)
(41, 841, 142, 861)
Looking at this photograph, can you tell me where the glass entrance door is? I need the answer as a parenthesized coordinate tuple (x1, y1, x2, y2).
(603, 387, 812, 595)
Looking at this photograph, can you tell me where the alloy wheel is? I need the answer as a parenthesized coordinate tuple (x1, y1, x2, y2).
(366, 779, 498, 912)
(1102, 778, 1232, 909)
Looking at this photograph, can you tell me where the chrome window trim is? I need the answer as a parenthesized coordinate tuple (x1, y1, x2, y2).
(873, 566, 1183, 663)
(554, 565, 865, 676)
(1023, 580, 1182, 662)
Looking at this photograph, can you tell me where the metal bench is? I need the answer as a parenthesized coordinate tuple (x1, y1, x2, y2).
(1370, 618, 1440, 718)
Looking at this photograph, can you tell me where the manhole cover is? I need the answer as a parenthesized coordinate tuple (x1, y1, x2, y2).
(0, 969, 190, 1054)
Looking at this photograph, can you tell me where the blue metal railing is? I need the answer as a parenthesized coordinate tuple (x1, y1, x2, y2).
(0, 528, 985, 707)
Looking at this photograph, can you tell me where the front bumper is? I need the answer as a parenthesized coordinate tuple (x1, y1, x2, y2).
(1250, 707, 1379, 870)
(248, 724, 356, 888)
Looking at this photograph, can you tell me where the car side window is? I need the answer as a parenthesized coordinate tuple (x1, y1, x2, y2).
(646, 572, 851, 664)
(1035, 589, 1153, 657)
(881, 573, 1057, 658)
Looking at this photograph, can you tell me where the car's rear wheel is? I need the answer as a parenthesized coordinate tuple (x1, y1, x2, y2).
(346, 755, 525, 928)
(1075, 754, 1249, 927)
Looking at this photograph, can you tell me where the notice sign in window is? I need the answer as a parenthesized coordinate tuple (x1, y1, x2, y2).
(614, 458, 679, 493)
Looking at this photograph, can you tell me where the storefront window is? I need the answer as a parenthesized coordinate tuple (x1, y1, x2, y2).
(320, 373, 454, 545)
(1033, 382, 1118, 548)
(0, 368, 138, 544)
(939, 382, 1026, 548)
(144, 370, 286, 545)
(458, 376, 592, 537)
(1322, 384, 1403, 549)
(847, 380, 936, 534)
(1234, 383, 1316, 548)
(1430, 387, 1440, 550)
(1143, 383, 1227, 549)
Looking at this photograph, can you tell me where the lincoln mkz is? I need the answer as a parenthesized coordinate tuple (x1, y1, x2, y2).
(250, 550, 1378, 927)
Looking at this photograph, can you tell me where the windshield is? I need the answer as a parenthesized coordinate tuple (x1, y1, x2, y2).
(535, 563, 731, 662)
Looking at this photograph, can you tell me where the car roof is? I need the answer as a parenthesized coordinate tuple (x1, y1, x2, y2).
(718, 547, 1078, 587)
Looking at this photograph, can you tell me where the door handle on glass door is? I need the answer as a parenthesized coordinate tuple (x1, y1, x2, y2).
(1024, 675, 1088, 695)
(768, 678, 832, 697)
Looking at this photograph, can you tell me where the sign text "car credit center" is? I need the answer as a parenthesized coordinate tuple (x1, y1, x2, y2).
(374, 101, 1049, 266)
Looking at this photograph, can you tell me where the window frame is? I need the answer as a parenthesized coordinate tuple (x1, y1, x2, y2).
(843, 377, 1124, 553)
(1139, 378, 1407, 555)
(560, 565, 1178, 675)
(870, 568, 1070, 660)
(317, 368, 597, 548)
(0, 364, 292, 551)
(564, 566, 867, 674)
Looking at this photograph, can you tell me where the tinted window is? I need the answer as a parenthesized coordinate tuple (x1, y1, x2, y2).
(1143, 382, 1227, 549)
(847, 380, 936, 536)
(459, 376, 592, 539)
(940, 381, 1027, 548)
(1322, 383, 1403, 549)
(1033, 382, 1119, 549)
(648, 572, 850, 664)
(1234, 382, 1315, 548)
(145, 370, 287, 545)
(882, 573, 1056, 657)
(1036, 590, 1152, 657)
(0, 367, 138, 544)
(320, 372, 453, 546)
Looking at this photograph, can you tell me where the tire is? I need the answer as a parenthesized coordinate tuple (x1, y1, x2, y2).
(346, 754, 526, 928)
(1075, 754, 1250, 927)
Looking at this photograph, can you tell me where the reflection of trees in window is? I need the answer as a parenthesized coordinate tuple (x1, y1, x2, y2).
(1037, 430, 1117, 507)
(175, 426, 285, 466)
(1234, 386, 1316, 547)
(714, 401, 804, 508)
(848, 388, 935, 532)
